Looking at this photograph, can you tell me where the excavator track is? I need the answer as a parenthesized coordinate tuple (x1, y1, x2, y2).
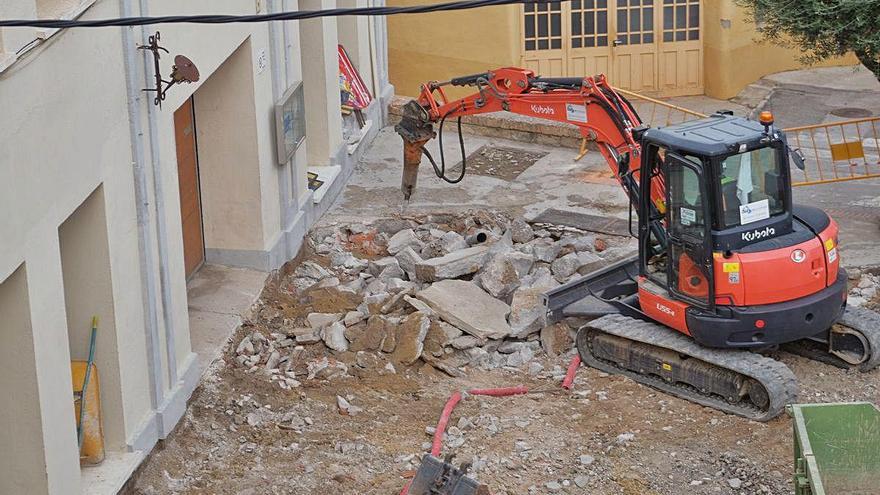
(577, 314, 798, 422)
(783, 306, 880, 372)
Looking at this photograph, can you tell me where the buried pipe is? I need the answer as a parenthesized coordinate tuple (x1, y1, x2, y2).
(464, 230, 489, 246)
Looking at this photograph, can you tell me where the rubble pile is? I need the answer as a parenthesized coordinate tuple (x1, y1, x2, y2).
(233, 210, 635, 384)
(847, 271, 880, 308)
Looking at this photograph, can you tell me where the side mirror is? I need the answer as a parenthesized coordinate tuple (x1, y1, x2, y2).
(788, 146, 806, 171)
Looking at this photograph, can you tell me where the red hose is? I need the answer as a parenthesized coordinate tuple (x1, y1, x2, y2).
(431, 391, 462, 456)
(561, 355, 581, 390)
(402, 363, 580, 494)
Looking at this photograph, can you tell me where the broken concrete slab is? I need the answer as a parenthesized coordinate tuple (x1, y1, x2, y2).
(403, 295, 436, 316)
(322, 321, 349, 352)
(343, 310, 367, 327)
(551, 253, 580, 282)
(541, 322, 573, 356)
(450, 335, 481, 350)
(391, 312, 431, 365)
(349, 316, 397, 353)
(295, 261, 333, 280)
(509, 217, 534, 244)
(416, 280, 512, 340)
(307, 313, 343, 329)
(440, 231, 468, 253)
(414, 245, 489, 282)
(529, 238, 562, 263)
(387, 228, 422, 255)
(395, 246, 424, 281)
(480, 251, 535, 299)
(507, 287, 547, 338)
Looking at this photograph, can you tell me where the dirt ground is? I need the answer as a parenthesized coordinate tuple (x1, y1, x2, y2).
(126, 218, 880, 495)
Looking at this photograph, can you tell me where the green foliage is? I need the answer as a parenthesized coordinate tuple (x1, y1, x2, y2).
(735, 0, 880, 79)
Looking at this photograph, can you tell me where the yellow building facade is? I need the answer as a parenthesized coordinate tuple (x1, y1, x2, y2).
(389, 0, 856, 100)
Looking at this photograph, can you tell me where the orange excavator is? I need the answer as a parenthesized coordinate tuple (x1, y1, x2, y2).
(396, 67, 880, 422)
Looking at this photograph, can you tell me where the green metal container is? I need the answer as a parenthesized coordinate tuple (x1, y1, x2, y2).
(788, 402, 880, 495)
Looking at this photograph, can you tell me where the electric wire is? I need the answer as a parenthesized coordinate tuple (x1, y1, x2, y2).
(0, 0, 569, 29)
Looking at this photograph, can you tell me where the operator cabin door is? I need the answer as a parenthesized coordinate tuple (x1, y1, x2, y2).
(666, 153, 713, 308)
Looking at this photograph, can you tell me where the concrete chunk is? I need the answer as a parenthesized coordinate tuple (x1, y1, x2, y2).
(414, 245, 489, 282)
(395, 246, 424, 281)
(387, 228, 421, 255)
(416, 280, 512, 340)
(307, 312, 342, 329)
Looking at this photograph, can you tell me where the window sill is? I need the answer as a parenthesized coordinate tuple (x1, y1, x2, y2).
(0, 0, 98, 74)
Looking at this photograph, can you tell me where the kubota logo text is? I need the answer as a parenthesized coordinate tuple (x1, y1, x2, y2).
(741, 226, 776, 242)
(531, 105, 555, 115)
(656, 303, 675, 317)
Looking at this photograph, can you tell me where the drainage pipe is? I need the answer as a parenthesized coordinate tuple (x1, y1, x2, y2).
(120, 0, 164, 415)
(138, 0, 178, 389)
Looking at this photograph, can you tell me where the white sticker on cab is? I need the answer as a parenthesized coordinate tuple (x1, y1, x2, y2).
(739, 198, 770, 225)
(680, 207, 696, 226)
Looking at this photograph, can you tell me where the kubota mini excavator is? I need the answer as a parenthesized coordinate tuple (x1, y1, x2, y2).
(395, 67, 880, 422)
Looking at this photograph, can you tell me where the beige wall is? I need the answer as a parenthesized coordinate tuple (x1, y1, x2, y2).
(0, 265, 48, 494)
(388, 0, 857, 101)
(59, 185, 126, 451)
(194, 38, 267, 252)
(388, 0, 520, 99)
(702, 2, 857, 99)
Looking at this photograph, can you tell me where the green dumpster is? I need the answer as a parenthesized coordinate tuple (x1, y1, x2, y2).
(788, 402, 880, 495)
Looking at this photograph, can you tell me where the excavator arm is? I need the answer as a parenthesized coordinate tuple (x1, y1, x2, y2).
(394, 67, 666, 219)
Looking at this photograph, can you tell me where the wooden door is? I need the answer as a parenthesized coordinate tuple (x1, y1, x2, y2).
(519, 0, 703, 96)
(610, 0, 659, 93)
(568, 0, 612, 79)
(657, 0, 703, 96)
(521, 1, 566, 76)
(174, 98, 205, 278)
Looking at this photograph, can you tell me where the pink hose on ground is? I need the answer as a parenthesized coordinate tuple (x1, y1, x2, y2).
(561, 355, 581, 390)
(431, 391, 463, 456)
(402, 364, 580, 494)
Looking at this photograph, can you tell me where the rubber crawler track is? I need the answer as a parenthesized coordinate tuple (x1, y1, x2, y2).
(783, 306, 880, 372)
(577, 314, 799, 422)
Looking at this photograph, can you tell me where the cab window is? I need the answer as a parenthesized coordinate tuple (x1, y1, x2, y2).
(718, 146, 785, 227)
(669, 156, 705, 239)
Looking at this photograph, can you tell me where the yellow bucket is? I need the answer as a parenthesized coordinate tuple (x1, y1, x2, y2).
(72, 361, 105, 465)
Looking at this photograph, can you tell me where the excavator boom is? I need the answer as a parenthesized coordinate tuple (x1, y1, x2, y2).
(395, 67, 665, 217)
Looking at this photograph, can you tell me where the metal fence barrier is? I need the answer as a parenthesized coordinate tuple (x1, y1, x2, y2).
(615, 88, 880, 187)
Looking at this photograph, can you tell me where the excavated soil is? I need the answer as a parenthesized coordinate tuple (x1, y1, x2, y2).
(126, 214, 880, 495)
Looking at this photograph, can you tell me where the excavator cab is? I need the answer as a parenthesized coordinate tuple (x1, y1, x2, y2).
(636, 111, 795, 312)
